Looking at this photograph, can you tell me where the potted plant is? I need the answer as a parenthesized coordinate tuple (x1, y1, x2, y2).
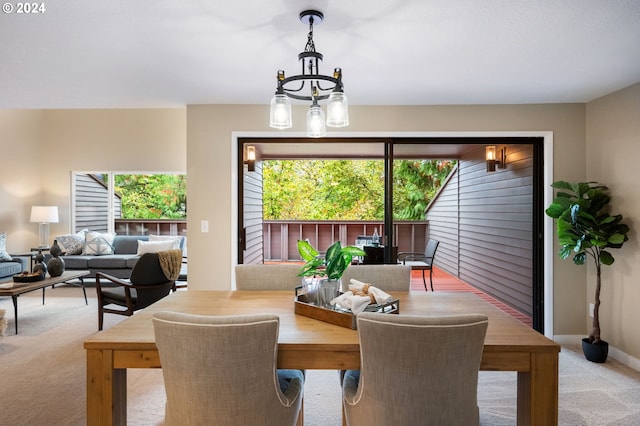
(545, 181, 630, 362)
(297, 240, 365, 307)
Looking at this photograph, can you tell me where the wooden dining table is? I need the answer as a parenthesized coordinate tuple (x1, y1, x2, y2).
(84, 290, 560, 425)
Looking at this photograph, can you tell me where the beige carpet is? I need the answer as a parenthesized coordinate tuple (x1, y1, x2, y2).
(2, 284, 640, 425)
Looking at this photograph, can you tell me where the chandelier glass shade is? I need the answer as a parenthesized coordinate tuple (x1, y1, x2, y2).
(269, 94, 292, 129)
(306, 101, 326, 137)
(269, 10, 349, 137)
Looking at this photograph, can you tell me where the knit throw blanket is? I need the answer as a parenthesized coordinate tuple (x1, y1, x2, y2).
(158, 249, 183, 281)
(0, 309, 6, 338)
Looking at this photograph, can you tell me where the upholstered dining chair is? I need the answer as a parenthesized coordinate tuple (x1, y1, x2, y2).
(397, 238, 439, 291)
(342, 312, 488, 426)
(234, 264, 303, 290)
(340, 264, 411, 292)
(95, 249, 182, 330)
(152, 311, 304, 426)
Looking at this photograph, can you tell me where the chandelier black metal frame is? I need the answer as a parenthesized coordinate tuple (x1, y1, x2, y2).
(269, 10, 349, 137)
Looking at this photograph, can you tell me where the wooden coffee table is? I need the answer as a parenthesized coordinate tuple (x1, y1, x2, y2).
(0, 270, 89, 334)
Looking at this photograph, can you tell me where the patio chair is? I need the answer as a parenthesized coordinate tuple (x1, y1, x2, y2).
(397, 238, 439, 291)
(342, 312, 488, 426)
(95, 249, 182, 330)
(152, 311, 304, 426)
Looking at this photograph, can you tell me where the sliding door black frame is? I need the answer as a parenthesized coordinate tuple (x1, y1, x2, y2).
(237, 136, 545, 332)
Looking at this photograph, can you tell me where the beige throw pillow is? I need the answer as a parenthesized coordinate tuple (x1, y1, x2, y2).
(136, 239, 176, 255)
(148, 235, 182, 250)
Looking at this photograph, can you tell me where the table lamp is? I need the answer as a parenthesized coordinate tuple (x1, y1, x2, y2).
(30, 205, 59, 249)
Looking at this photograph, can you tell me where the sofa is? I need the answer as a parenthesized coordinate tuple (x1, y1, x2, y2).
(61, 234, 186, 279)
(0, 232, 28, 280)
(0, 257, 28, 281)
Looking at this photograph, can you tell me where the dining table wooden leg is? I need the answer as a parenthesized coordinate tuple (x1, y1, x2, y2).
(296, 399, 303, 426)
(86, 349, 127, 425)
(516, 351, 559, 426)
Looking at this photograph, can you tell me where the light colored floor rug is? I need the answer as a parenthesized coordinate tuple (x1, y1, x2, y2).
(2, 284, 640, 425)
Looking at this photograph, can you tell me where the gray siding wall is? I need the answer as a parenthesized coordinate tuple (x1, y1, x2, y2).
(74, 174, 121, 233)
(424, 165, 459, 276)
(427, 144, 534, 317)
(243, 162, 264, 264)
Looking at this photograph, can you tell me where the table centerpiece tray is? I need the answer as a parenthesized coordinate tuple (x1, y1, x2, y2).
(12, 271, 46, 283)
(294, 286, 399, 329)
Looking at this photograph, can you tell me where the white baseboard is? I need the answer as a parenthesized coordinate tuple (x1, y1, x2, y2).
(554, 334, 640, 372)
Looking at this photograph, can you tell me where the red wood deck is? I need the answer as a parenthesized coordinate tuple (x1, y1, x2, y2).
(415, 267, 533, 327)
(268, 261, 533, 328)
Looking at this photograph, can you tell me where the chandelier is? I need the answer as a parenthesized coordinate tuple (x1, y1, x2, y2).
(269, 10, 349, 138)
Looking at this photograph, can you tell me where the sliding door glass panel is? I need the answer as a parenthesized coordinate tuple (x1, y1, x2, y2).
(241, 140, 386, 263)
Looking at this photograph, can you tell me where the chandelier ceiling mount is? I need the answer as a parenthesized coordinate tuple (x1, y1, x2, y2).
(269, 9, 349, 137)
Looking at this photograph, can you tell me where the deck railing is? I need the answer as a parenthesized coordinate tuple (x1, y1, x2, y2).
(115, 218, 428, 263)
(115, 219, 187, 236)
(263, 220, 429, 262)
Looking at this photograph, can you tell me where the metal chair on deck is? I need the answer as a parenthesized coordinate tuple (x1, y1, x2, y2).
(397, 239, 439, 291)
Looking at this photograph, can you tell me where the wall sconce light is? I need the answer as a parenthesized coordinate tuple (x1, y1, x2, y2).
(245, 145, 256, 172)
(486, 145, 506, 172)
(30, 205, 59, 248)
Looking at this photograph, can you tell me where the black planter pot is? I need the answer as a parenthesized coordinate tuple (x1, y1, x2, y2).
(582, 338, 609, 363)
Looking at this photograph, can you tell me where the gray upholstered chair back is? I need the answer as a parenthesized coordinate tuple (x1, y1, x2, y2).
(235, 264, 303, 290)
(340, 264, 411, 292)
(153, 312, 303, 426)
(343, 312, 488, 426)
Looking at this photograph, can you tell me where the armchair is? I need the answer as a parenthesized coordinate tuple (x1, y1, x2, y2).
(95, 249, 182, 330)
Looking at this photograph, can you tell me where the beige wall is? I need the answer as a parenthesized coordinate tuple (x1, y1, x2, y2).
(0, 110, 44, 249)
(0, 109, 186, 251)
(586, 83, 640, 358)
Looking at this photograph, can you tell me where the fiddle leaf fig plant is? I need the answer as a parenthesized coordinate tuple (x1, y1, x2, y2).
(297, 240, 366, 280)
(545, 181, 630, 345)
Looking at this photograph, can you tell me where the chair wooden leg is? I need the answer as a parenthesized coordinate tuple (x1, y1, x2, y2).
(98, 307, 104, 331)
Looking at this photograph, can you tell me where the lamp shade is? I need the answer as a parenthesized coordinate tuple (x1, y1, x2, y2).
(30, 206, 59, 223)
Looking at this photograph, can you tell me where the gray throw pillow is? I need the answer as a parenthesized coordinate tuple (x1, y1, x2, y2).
(0, 232, 12, 261)
(56, 229, 88, 255)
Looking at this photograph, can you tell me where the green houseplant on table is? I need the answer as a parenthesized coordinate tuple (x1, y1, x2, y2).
(545, 181, 630, 363)
(297, 240, 365, 307)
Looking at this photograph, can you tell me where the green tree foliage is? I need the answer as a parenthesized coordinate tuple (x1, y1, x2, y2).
(263, 159, 455, 220)
(114, 174, 187, 219)
(393, 160, 456, 220)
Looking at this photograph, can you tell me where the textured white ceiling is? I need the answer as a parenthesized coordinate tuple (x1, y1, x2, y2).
(1, 0, 639, 108)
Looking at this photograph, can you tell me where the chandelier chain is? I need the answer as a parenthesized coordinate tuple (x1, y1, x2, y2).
(304, 17, 316, 53)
